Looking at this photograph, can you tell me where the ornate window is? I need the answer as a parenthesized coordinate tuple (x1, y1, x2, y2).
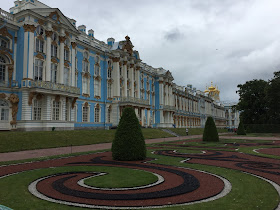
(51, 33, 57, 42)
(64, 67, 70, 85)
(51, 44, 57, 57)
(82, 76, 89, 94)
(34, 59, 43, 81)
(33, 99, 42, 120)
(94, 104, 100, 123)
(64, 49, 70, 61)
(107, 69, 112, 78)
(51, 63, 57, 83)
(0, 38, 8, 49)
(0, 99, 9, 121)
(36, 26, 44, 35)
(94, 56, 100, 76)
(36, 38, 44, 53)
(94, 79, 100, 96)
(0, 56, 6, 83)
(65, 101, 70, 121)
(107, 105, 112, 123)
(83, 51, 89, 73)
(107, 82, 112, 98)
(52, 101, 60, 120)
(82, 106, 89, 122)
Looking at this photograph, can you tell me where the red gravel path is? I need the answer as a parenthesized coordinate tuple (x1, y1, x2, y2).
(258, 148, 280, 156)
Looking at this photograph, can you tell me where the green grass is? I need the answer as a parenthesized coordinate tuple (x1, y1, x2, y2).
(246, 133, 280, 137)
(84, 167, 158, 188)
(0, 129, 173, 153)
(168, 128, 228, 136)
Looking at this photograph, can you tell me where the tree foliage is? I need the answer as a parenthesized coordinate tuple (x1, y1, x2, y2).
(236, 71, 280, 124)
(203, 117, 219, 142)
(111, 107, 146, 161)
(237, 120, 246, 135)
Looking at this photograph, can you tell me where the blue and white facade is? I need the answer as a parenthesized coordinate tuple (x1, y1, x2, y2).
(0, 0, 226, 131)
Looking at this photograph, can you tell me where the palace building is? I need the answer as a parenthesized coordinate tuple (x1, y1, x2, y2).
(0, 0, 227, 131)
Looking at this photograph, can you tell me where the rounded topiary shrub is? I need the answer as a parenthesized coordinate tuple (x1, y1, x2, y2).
(111, 107, 146, 161)
(203, 117, 219, 142)
(237, 120, 246, 135)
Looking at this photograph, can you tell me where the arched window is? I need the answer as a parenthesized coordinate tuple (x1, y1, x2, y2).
(0, 56, 6, 82)
(51, 63, 57, 83)
(82, 103, 89, 122)
(33, 99, 42, 120)
(35, 26, 44, 53)
(51, 33, 58, 57)
(95, 104, 100, 123)
(34, 59, 43, 81)
(52, 100, 60, 120)
(0, 99, 9, 121)
(107, 105, 112, 123)
(94, 79, 100, 96)
(64, 39, 70, 61)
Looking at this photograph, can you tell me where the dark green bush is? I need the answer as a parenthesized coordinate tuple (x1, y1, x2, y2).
(237, 121, 246, 135)
(244, 124, 280, 133)
(111, 107, 146, 161)
(203, 117, 219, 142)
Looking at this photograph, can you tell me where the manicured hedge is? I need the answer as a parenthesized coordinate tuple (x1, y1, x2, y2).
(244, 124, 280, 133)
(203, 117, 219, 142)
(111, 107, 146, 161)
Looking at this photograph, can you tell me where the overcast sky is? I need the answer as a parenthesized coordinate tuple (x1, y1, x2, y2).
(3, 0, 280, 102)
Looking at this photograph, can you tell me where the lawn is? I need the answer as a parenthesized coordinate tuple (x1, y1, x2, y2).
(0, 128, 173, 153)
(0, 135, 279, 209)
(168, 128, 228, 136)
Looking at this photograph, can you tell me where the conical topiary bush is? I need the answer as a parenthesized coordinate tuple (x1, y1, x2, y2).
(111, 107, 146, 161)
(237, 120, 246, 135)
(203, 116, 219, 142)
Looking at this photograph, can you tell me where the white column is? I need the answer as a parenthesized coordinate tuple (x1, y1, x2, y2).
(147, 109, 150, 126)
(137, 68, 140, 98)
(71, 42, 77, 86)
(159, 81, 163, 105)
(112, 58, 120, 97)
(46, 31, 52, 82)
(28, 31, 35, 80)
(130, 64, 134, 97)
(21, 91, 32, 120)
(59, 36, 65, 84)
(23, 25, 36, 79)
(13, 37, 17, 80)
(43, 95, 52, 120)
(123, 61, 127, 97)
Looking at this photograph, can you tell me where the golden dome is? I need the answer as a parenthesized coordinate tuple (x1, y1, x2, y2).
(208, 82, 215, 91)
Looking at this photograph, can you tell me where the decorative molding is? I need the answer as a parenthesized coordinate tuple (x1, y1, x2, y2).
(36, 35, 44, 41)
(107, 78, 113, 84)
(8, 93, 19, 126)
(36, 93, 43, 100)
(95, 63, 100, 67)
(71, 42, 77, 49)
(136, 66, 140, 70)
(95, 96, 101, 99)
(72, 97, 78, 109)
(83, 72, 91, 78)
(64, 45, 69, 51)
(122, 35, 134, 56)
(0, 27, 13, 39)
(35, 53, 44, 60)
(123, 61, 127, 65)
(84, 102, 89, 107)
(14, 37, 17, 43)
(65, 31, 69, 37)
(0, 50, 14, 65)
(52, 25, 58, 32)
(45, 30, 53, 37)
(23, 24, 36, 33)
(158, 81, 164, 84)
(51, 40, 58, 46)
(59, 36, 66, 43)
(119, 61, 122, 66)
(130, 64, 134, 68)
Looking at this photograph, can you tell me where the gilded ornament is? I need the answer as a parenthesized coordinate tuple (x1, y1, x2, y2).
(45, 30, 53, 37)
(51, 40, 58, 46)
(55, 95, 60, 102)
(112, 57, 120, 62)
(38, 19, 45, 25)
(83, 93, 90, 98)
(59, 36, 66, 43)
(23, 24, 36, 33)
(65, 31, 69, 37)
(72, 97, 78, 109)
(0, 50, 14, 65)
(8, 93, 19, 126)
(71, 42, 77, 49)
(14, 37, 17, 43)
(84, 102, 89, 107)
(52, 25, 58, 31)
(64, 62, 69, 67)
(36, 53, 44, 60)
(49, 11, 60, 22)
(28, 92, 36, 106)
(136, 66, 140, 70)
(130, 64, 134, 68)
(64, 45, 69, 50)
(123, 61, 127, 65)
(8, 65, 13, 88)
(0, 27, 13, 39)
(51, 57, 58, 64)
(36, 93, 43, 100)
(0, 93, 6, 99)
(37, 35, 44, 41)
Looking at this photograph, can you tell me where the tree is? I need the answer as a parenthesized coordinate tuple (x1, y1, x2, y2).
(235, 79, 269, 124)
(111, 107, 146, 161)
(237, 120, 246, 135)
(266, 71, 280, 124)
(203, 117, 219, 142)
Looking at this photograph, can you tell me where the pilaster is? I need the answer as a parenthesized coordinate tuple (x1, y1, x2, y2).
(45, 30, 52, 81)
(59, 36, 66, 84)
(112, 57, 120, 97)
(123, 61, 127, 97)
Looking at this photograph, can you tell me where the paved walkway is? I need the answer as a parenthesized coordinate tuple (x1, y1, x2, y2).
(1, 133, 279, 162)
(0, 135, 202, 162)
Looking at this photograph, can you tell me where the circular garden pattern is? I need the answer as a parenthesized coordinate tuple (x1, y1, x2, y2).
(0, 138, 280, 209)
